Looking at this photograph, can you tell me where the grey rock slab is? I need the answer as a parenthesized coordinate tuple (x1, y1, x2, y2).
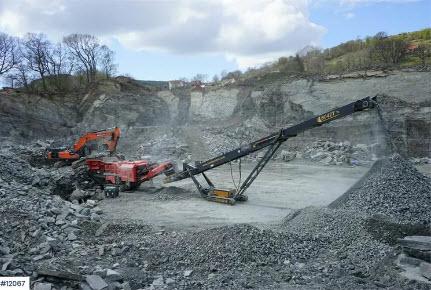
(33, 282, 52, 290)
(67, 232, 77, 241)
(151, 276, 164, 286)
(400, 236, 431, 251)
(105, 269, 122, 282)
(399, 254, 423, 267)
(85, 275, 108, 290)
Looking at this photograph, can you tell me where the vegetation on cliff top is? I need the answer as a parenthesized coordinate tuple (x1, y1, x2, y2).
(217, 28, 431, 85)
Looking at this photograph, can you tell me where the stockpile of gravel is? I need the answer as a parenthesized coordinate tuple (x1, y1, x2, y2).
(282, 207, 393, 274)
(145, 224, 328, 288)
(330, 154, 431, 225)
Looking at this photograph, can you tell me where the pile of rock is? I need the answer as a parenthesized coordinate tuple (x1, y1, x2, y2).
(0, 150, 112, 289)
(331, 154, 431, 225)
(147, 224, 324, 289)
(301, 140, 373, 165)
(281, 207, 395, 288)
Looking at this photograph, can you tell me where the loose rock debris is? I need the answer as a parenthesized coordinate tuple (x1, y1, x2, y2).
(0, 144, 430, 289)
(331, 154, 431, 225)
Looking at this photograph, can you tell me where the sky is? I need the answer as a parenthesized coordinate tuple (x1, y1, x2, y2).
(0, 0, 429, 81)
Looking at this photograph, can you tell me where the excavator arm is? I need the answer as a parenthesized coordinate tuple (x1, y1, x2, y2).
(47, 127, 121, 161)
(72, 127, 121, 154)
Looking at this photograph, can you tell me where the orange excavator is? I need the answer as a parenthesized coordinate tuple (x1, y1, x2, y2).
(47, 127, 121, 161)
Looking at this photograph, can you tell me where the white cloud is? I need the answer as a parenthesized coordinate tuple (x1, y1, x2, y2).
(0, 0, 326, 69)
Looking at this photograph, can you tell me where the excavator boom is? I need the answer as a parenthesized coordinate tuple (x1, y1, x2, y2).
(47, 127, 121, 161)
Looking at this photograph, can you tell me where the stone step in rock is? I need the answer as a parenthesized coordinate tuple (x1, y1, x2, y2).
(420, 262, 431, 280)
(399, 236, 431, 261)
(399, 236, 431, 251)
(37, 269, 82, 281)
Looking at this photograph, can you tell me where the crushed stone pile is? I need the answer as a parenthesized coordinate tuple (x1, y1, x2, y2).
(146, 224, 326, 288)
(280, 207, 398, 287)
(331, 154, 431, 225)
(301, 140, 374, 166)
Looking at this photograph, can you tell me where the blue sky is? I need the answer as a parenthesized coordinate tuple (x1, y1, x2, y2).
(310, 0, 431, 48)
(0, 0, 429, 81)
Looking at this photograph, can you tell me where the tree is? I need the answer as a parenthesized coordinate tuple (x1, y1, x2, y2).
(14, 61, 31, 90)
(303, 49, 324, 73)
(22, 33, 51, 90)
(415, 44, 431, 66)
(224, 70, 242, 80)
(212, 74, 219, 83)
(46, 42, 73, 76)
(100, 45, 117, 78)
(220, 70, 228, 79)
(295, 54, 304, 72)
(0, 32, 18, 76)
(371, 32, 408, 66)
(63, 34, 101, 83)
(191, 73, 208, 82)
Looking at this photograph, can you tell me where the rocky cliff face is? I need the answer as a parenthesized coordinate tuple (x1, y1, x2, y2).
(1, 71, 429, 158)
(171, 70, 430, 158)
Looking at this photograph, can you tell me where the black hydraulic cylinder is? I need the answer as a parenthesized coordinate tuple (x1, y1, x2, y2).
(165, 96, 376, 183)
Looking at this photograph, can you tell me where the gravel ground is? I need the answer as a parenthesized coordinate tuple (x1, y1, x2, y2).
(1, 145, 430, 289)
(139, 186, 194, 201)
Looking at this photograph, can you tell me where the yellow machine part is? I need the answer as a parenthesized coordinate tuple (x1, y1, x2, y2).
(213, 189, 235, 198)
(205, 188, 237, 205)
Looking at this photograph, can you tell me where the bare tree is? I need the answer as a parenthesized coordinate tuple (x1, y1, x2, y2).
(212, 74, 219, 83)
(0, 32, 18, 76)
(22, 33, 51, 90)
(46, 42, 73, 76)
(14, 61, 32, 90)
(192, 73, 208, 82)
(100, 45, 117, 78)
(63, 34, 100, 83)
